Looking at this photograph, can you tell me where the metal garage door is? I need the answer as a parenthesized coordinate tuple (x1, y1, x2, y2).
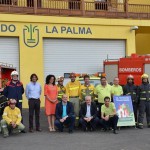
(0, 37, 19, 72)
(43, 39, 125, 78)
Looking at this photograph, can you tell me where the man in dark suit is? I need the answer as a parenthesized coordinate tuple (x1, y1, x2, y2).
(55, 94, 75, 133)
(79, 96, 99, 131)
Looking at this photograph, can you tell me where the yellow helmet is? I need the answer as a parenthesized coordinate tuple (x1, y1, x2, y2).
(141, 74, 149, 79)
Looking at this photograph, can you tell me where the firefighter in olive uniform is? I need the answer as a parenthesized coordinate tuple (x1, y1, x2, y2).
(123, 75, 138, 125)
(138, 73, 150, 129)
(57, 76, 66, 102)
(79, 75, 95, 103)
(66, 73, 81, 125)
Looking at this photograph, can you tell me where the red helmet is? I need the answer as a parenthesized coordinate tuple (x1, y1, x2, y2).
(8, 99, 17, 105)
(127, 74, 134, 79)
(69, 73, 76, 78)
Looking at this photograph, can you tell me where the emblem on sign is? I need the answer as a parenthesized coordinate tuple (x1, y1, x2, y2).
(23, 24, 39, 47)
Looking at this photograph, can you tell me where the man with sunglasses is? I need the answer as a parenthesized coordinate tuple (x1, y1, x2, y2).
(0, 99, 25, 138)
(123, 75, 138, 125)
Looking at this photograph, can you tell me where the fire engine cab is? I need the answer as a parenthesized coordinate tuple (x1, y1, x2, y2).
(104, 54, 150, 86)
(0, 62, 16, 92)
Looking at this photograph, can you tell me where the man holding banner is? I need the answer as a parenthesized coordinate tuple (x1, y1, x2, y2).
(100, 96, 119, 134)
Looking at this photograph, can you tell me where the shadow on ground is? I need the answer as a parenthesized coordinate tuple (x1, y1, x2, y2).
(0, 109, 150, 150)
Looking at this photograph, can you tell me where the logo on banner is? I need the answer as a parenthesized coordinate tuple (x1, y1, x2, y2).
(23, 24, 39, 47)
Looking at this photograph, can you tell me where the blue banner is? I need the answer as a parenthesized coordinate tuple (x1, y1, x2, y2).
(113, 96, 135, 126)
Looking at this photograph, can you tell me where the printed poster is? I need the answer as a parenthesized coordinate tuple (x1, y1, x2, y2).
(113, 96, 135, 126)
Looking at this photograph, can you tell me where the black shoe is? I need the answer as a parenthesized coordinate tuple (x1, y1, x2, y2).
(138, 125, 143, 129)
(59, 129, 63, 132)
(147, 125, 150, 128)
(83, 127, 88, 132)
(29, 129, 34, 133)
(104, 128, 108, 132)
(21, 130, 26, 133)
(90, 127, 95, 132)
(36, 128, 42, 132)
(68, 130, 73, 134)
(113, 130, 118, 134)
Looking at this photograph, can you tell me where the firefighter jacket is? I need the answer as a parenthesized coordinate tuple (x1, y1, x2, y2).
(3, 81, 24, 102)
(2, 106, 22, 125)
(57, 84, 66, 101)
(79, 84, 95, 101)
(66, 80, 81, 97)
(123, 83, 138, 103)
(138, 82, 150, 102)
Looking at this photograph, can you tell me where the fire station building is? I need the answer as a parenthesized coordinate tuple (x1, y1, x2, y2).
(0, 0, 150, 107)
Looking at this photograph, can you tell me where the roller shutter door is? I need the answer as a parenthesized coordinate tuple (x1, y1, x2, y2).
(43, 39, 125, 78)
(0, 37, 19, 72)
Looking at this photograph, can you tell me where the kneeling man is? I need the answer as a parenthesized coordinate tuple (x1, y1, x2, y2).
(79, 96, 99, 131)
(1, 99, 25, 138)
(100, 96, 119, 134)
(55, 94, 75, 133)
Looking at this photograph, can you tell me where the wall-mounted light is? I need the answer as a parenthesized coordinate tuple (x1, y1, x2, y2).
(130, 26, 138, 31)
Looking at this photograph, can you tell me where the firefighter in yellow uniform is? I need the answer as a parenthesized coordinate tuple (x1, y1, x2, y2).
(1, 99, 25, 138)
(57, 76, 66, 102)
(66, 73, 81, 124)
(79, 75, 95, 103)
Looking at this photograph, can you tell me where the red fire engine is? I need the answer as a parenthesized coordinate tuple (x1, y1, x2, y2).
(104, 54, 150, 86)
(0, 63, 16, 92)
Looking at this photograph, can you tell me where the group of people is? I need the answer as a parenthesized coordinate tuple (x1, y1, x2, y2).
(0, 71, 150, 138)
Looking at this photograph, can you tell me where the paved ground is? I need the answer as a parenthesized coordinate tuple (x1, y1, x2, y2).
(0, 109, 150, 150)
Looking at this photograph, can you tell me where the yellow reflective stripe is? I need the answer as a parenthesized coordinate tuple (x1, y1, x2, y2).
(89, 91, 93, 94)
(127, 92, 136, 95)
(19, 100, 23, 102)
(140, 91, 146, 93)
(138, 123, 143, 125)
(3, 112, 7, 115)
(81, 91, 86, 94)
(18, 114, 21, 117)
(140, 98, 150, 100)
(69, 87, 79, 90)
(140, 98, 146, 99)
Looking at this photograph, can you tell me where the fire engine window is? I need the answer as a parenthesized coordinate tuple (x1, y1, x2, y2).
(64, 73, 70, 78)
(69, 0, 81, 10)
(27, 0, 41, 7)
(95, 0, 108, 10)
(0, 0, 12, 5)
